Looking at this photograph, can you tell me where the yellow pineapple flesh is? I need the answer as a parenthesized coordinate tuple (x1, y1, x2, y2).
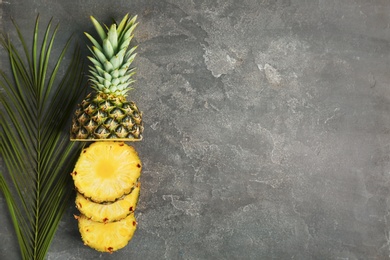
(76, 182, 140, 223)
(71, 141, 141, 203)
(77, 213, 137, 253)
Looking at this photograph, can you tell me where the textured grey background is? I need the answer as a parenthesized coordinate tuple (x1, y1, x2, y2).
(1, 0, 390, 259)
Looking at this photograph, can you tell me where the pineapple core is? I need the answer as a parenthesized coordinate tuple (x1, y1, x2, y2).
(95, 159, 116, 179)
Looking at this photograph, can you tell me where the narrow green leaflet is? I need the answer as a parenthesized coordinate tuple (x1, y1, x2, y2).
(0, 15, 85, 260)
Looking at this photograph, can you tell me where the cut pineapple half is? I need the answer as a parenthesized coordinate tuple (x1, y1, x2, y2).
(77, 213, 137, 253)
(76, 182, 140, 223)
(71, 141, 142, 203)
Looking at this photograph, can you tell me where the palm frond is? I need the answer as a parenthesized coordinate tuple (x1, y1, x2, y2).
(0, 15, 85, 260)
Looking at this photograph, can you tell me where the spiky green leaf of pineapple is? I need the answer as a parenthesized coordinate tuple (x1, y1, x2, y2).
(71, 14, 143, 141)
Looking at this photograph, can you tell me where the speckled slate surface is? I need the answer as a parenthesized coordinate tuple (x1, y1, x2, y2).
(1, 0, 390, 259)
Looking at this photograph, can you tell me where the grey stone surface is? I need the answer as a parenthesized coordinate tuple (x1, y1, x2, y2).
(1, 0, 390, 259)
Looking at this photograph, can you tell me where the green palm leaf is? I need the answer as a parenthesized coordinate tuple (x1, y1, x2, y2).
(0, 15, 85, 260)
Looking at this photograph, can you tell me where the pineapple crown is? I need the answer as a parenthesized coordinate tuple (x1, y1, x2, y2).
(86, 14, 138, 96)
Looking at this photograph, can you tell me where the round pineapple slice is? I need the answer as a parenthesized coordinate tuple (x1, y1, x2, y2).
(77, 213, 137, 253)
(76, 182, 140, 223)
(71, 142, 141, 203)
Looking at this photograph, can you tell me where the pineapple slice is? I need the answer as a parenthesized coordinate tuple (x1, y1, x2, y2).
(77, 213, 137, 253)
(76, 182, 140, 223)
(71, 142, 142, 203)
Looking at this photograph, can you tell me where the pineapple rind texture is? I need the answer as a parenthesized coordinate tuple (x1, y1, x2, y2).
(76, 182, 140, 223)
(70, 92, 143, 141)
(77, 213, 137, 253)
(71, 142, 142, 203)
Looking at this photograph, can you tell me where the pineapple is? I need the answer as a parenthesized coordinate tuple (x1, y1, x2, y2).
(70, 14, 144, 253)
(71, 141, 141, 203)
(75, 182, 140, 223)
(70, 13, 143, 141)
(76, 213, 137, 253)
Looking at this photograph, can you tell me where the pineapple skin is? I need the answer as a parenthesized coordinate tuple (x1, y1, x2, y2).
(77, 213, 137, 253)
(70, 92, 143, 141)
(76, 182, 140, 223)
(71, 142, 142, 203)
